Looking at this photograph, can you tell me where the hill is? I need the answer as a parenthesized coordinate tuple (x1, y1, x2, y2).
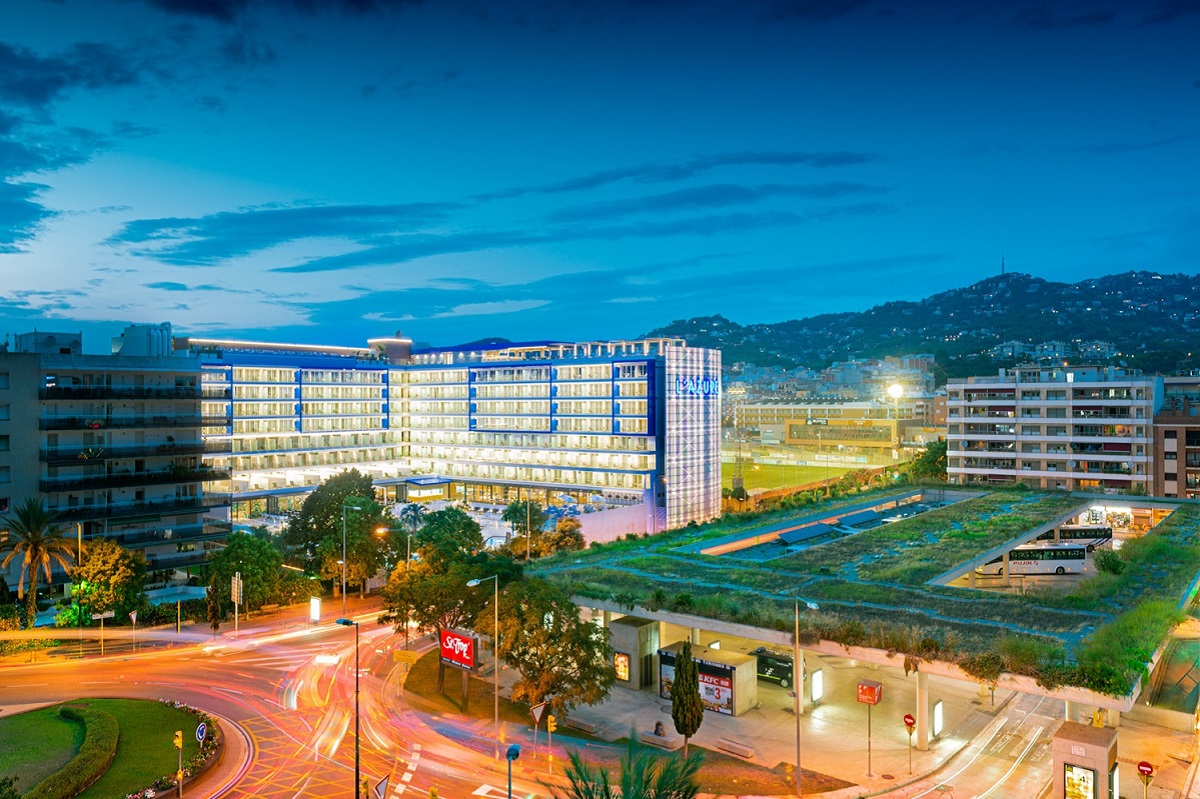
(641, 271, 1200, 374)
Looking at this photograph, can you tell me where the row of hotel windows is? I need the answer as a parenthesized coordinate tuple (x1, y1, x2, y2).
(954, 387, 1148, 401)
(409, 430, 655, 452)
(406, 461, 649, 489)
(233, 449, 403, 471)
(408, 446, 653, 471)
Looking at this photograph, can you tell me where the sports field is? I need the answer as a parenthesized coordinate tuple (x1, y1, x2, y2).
(721, 461, 849, 491)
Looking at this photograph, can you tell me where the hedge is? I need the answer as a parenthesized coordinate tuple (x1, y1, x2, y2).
(24, 705, 119, 799)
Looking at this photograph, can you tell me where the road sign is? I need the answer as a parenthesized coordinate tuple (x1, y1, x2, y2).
(903, 713, 915, 731)
(1137, 762, 1153, 776)
(856, 679, 882, 705)
(90, 610, 114, 620)
(530, 702, 548, 725)
(392, 649, 420, 664)
(196, 722, 207, 742)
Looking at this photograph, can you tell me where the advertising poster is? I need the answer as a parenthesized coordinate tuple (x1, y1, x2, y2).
(1064, 764, 1095, 799)
(658, 648, 735, 715)
(614, 652, 631, 682)
(440, 629, 476, 671)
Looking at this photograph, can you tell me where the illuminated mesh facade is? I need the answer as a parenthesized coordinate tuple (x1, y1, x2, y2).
(663, 345, 722, 529)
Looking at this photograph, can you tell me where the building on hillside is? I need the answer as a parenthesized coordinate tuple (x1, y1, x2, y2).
(1152, 375, 1200, 499)
(0, 324, 229, 594)
(175, 334, 722, 533)
(946, 365, 1160, 492)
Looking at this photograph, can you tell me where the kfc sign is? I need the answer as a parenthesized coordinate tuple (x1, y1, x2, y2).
(440, 629, 476, 670)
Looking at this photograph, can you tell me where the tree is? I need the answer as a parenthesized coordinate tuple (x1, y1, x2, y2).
(907, 440, 948, 481)
(537, 516, 585, 557)
(57, 538, 148, 627)
(381, 553, 519, 692)
(554, 742, 703, 799)
(413, 507, 483, 568)
(206, 589, 221, 636)
(670, 640, 704, 756)
(489, 578, 615, 715)
(0, 776, 19, 799)
(0, 498, 77, 628)
(207, 531, 283, 612)
(315, 504, 388, 597)
(502, 500, 549, 540)
(399, 503, 426, 536)
(282, 469, 377, 557)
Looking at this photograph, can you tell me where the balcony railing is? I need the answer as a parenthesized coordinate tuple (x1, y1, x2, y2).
(39, 385, 203, 400)
(40, 468, 231, 493)
(41, 441, 207, 463)
(107, 520, 232, 548)
(39, 415, 224, 431)
(52, 494, 233, 522)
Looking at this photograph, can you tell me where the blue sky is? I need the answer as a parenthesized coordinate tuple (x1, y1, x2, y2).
(1, 0, 1197, 351)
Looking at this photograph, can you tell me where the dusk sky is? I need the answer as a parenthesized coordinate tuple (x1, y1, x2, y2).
(1, 0, 1197, 351)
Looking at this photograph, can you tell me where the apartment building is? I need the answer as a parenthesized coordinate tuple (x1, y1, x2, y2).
(946, 365, 1160, 491)
(1152, 375, 1200, 499)
(0, 325, 230, 592)
(175, 334, 722, 533)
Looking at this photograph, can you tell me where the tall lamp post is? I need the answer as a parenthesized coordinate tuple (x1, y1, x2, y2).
(376, 524, 415, 649)
(340, 501, 364, 616)
(337, 617, 361, 799)
(506, 744, 521, 799)
(887, 383, 904, 457)
(467, 574, 500, 760)
(76, 522, 83, 657)
(794, 598, 819, 797)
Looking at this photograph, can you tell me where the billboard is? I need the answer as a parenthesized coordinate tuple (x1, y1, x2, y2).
(857, 680, 883, 705)
(440, 628, 477, 671)
(658, 648, 735, 715)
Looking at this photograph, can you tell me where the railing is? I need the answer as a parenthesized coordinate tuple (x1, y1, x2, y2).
(52, 494, 233, 522)
(39, 386, 202, 400)
(40, 468, 231, 493)
(41, 441, 207, 463)
(107, 520, 232, 547)
(39, 415, 220, 431)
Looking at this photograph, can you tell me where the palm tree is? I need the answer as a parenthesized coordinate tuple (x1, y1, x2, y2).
(0, 498, 77, 628)
(399, 502, 426, 536)
(553, 741, 703, 799)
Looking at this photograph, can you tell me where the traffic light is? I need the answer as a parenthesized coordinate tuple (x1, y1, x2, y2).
(547, 714, 557, 733)
(173, 730, 183, 749)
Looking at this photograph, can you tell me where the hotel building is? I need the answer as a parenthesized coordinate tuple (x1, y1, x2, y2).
(946, 366, 1160, 492)
(175, 334, 722, 533)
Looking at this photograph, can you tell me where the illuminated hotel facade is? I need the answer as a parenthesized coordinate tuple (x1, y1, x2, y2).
(175, 334, 722, 532)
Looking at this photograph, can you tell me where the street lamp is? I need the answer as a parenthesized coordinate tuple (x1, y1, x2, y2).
(887, 383, 904, 450)
(505, 743, 521, 799)
(793, 598, 820, 797)
(341, 501, 364, 616)
(337, 617, 361, 799)
(376, 524, 415, 651)
(467, 574, 500, 760)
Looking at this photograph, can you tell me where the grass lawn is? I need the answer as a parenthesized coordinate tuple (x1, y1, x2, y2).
(402, 649, 852, 795)
(73, 699, 203, 799)
(722, 462, 849, 491)
(0, 705, 84, 793)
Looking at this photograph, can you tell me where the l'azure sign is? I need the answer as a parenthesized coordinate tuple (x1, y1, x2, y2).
(674, 375, 719, 397)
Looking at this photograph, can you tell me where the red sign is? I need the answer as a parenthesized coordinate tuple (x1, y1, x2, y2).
(857, 679, 882, 705)
(1137, 761, 1153, 776)
(903, 713, 916, 728)
(439, 629, 476, 671)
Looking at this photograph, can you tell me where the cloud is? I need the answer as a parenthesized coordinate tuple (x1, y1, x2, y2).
(1010, 6, 1115, 30)
(1072, 132, 1200, 155)
(106, 201, 462, 265)
(0, 41, 139, 111)
(145, 281, 190, 291)
(548, 181, 886, 222)
(0, 180, 53, 252)
(761, 0, 873, 22)
(139, 0, 424, 22)
(274, 203, 893, 273)
(473, 149, 878, 201)
(220, 32, 277, 66)
(1140, 0, 1200, 24)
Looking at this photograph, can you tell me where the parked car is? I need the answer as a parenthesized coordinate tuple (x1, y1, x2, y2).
(751, 646, 794, 688)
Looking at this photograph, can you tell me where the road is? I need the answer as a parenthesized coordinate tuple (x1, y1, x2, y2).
(0, 607, 550, 799)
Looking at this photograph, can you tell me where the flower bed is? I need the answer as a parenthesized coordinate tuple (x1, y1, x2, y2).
(123, 701, 220, 799)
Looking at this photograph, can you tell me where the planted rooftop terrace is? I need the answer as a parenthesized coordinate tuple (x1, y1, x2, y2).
(534, 485, 1200, 701)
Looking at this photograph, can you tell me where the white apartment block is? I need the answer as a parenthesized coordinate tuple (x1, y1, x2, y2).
(946, 366, 1160, 492)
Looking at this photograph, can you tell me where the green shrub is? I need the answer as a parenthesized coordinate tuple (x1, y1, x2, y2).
(24, 705, 119, 799)
(1093, 549, 1125, 576)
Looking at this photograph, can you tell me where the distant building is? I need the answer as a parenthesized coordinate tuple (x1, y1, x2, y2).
(946, 365, 1159, 492)
(1152, 375, 1200, 499)
(0, 324, 229, 593)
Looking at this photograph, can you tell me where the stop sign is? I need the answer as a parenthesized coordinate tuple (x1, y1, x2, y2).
(903, 713, 916, 727)
(1137, 761, 1153, 776)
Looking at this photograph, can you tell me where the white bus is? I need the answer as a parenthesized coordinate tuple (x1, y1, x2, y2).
(1037, 524, 1113, 552)
(976, 543, 1088, 576)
